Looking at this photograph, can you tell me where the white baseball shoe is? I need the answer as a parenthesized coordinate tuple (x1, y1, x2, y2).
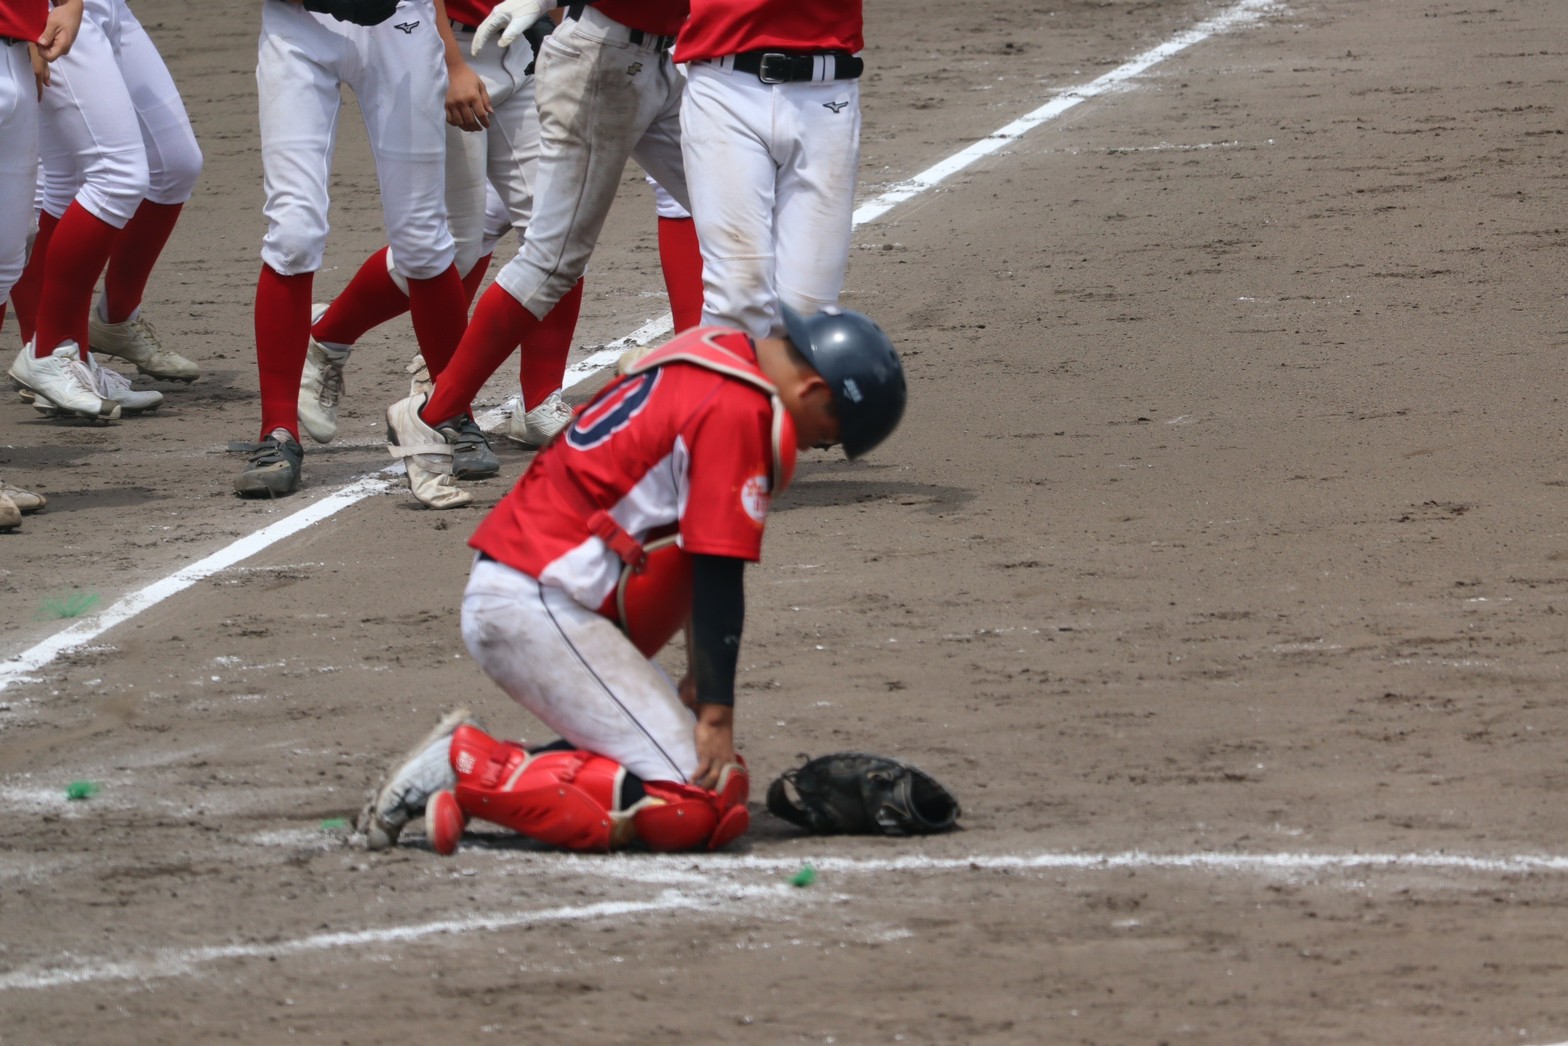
(297, 304, 351, 444)
(88, 307, 199, 382)
(359, 708, 480, 851)
(8, 342, 121, 422)
(386, 393, 473, 509)
(0, 477, 45, 515)
(505, 390, 573, 448)
(0, 490, 19, 532)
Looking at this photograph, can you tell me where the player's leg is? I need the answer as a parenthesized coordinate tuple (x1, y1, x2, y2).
(461, 556, 700, 784)
(235, 3, 343, 496)
(679, 65, 778, 339)
(772, 80, 861, 318)
(1, 41, 42, 529)
(646, 176, 703, 333)
(91, 0, 203, 382)
(11, 8, 147, 422)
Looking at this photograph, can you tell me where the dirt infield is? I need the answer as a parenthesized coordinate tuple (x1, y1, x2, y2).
(4, 0, 1568, 1042)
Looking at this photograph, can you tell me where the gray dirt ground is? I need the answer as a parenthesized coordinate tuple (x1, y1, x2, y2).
(4, 0, 1568, 1042)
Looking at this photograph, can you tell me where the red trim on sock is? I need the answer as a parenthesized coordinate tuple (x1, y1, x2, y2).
(422, 283, 535, 425)
(461, 252, 493, 309)
(407, 264, 466, 377)
(255, 264, 314, 441)
(102, 200, 184, 323)
(522, 276, 583, 411)
(34, 203, 120, 359)
(312, 247, 405, 346)
(658, 216, 705, 333)
(11, 210, 60, 351)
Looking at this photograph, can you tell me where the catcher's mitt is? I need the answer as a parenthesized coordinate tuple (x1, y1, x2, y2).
(301, 0, 402, 27)
(766, 752, 960, 835)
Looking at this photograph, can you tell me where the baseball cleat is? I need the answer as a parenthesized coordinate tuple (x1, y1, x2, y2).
(82, 355, 163, 415)
(451, 416, 500, 479)
(505, 390, 573, 448)
(297, 303, 350, 444)
(8, 342, 121, 423)
(0, 478, 45, 515)
(359, 708, 480, 852)
(386, 393, 473, 509)
(89, 309, 200, 383)
(0, 491, 19, 533)
(233, 429, 304, 498)
(425, 789, 466, 856)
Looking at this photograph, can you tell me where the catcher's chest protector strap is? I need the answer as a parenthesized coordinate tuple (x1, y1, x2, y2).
(449, 726, 750, 852)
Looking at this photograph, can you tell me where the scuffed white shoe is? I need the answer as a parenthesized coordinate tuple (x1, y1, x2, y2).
(0, 477, 45, 514)
(8, 342, 120, 422)
(405, 354, 432, 401)
(85, 355, 163, 415)
(88, 307, 199, 382)
(358, 708, 480, 851)
(505, 390, 573, 448)
(0, 490, 19, 532)
(297, 303, 350, 445)
(386, 393, 473, 509)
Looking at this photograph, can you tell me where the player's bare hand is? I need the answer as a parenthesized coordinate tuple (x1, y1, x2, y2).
(472, 0, 550, 56)
(692, 704, 736, 791)
(28, 44, 49, 99)
(36, 0, 83, 62)
(445, 66, 492, 132)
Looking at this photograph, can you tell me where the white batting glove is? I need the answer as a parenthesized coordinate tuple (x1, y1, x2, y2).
(473, 0, 554, 55)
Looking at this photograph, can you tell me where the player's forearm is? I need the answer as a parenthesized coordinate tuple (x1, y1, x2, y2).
(688, 553, 745, 707)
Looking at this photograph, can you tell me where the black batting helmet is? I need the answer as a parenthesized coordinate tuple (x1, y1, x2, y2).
(780, 305, 907, 459)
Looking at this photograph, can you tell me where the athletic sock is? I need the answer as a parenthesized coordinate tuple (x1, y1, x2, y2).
(461, 253, 493, 308)
(421, 283, 536, 426)
(521, 276, 583, 411)
(657, 215, 705, 332)
(102, 200, 184, 324)
(34, 202, 121, 359)
(406, 263, 466, 376)
(254, 264, 313, 441)
(10, 210, 60, 350)
(312, 246, 406, 346)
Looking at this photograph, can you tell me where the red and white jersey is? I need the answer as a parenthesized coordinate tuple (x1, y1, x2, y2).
(675, 0, 861, 65)
(0, 0, 46, 41)
(444, 0, 495, 30)
(470, 327, 793, 610)
(597, 0, 687, 40)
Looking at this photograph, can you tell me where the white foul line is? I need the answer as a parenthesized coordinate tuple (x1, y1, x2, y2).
(0, 0, 1278, 695)
(3, 843, 1568, 994)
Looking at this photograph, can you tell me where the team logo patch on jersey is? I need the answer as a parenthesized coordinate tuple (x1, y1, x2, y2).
(455, 750, 476, 775)
(823, 100, 850, 113)
(568, 371, 660, 450)
(394, 20, 420, 33)
(740, 474, 771, 524)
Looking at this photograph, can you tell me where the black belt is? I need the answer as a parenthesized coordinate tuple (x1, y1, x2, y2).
(564, 2, 674, 50)
(729, 50, 863, 83)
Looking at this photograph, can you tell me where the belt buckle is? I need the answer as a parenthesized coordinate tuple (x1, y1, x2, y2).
(757, 53, 791, 84)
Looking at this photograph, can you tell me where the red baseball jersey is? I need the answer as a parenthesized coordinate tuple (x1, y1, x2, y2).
(596, 0, 687, 40)
(443, 0, 494, 30)
(470, 328, 785, 611)
(675, 0, 861, 64)
(0, 0, 46, 41)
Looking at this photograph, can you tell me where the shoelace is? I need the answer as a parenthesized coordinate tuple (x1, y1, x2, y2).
(316, 357, 346, 407)
(92, 363, 133, 397)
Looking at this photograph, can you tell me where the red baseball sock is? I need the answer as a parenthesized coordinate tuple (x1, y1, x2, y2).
(521, 277, 583, 411)
(34, 203, 120, 359)
(421, 283, 536, 426)
(10, 210, 60, 350)
(407, 264, 466, 377)
(254, 264, 314, 440)
(101, 200, 184, 324)
(311, 246, 405, 346)
(461, 253, 493, 308)
(658, 216, 704, 332)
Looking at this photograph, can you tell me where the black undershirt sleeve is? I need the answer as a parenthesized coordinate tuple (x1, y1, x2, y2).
(689, 553, 746, 707)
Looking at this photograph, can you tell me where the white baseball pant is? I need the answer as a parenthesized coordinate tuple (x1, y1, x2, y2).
(462, 555, 699, 784)
(0, 39, 37, 303)
(680, 63, 861, 339)
(256, 0, 454, 278)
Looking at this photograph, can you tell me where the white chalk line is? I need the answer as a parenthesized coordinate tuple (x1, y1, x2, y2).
(0, 0, 1278, 695)
(3, 843, 1567, 994)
